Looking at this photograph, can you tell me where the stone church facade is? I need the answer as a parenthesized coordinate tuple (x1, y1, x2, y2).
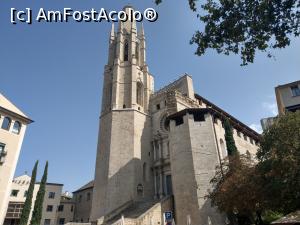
(90, 6, 260, 225)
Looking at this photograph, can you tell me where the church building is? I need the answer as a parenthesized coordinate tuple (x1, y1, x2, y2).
(90, 6, 260, 225)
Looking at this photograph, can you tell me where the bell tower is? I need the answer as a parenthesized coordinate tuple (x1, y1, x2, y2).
(90, 6, 154, 224)
(101, 6, 153, 115)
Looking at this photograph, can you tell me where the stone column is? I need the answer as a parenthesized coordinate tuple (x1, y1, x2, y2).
(152, 141, 157, 161)
(159, 169, 164, 199)
(160, 139, 164, 159)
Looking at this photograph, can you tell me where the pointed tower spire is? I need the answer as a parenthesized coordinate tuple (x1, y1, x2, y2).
(130, 11, 137, 34)
(118, 17, 124, 33)
(139, 23, 145, 38)
(110, 23, 115, 44)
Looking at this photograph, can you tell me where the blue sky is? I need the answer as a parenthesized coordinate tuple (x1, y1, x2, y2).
(1, 0, 299, 192)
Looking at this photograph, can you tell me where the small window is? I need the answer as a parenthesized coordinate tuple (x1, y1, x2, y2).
(46, 205, 53, 212)
(123, 104, 126, 109)
(11, 190, 19, 197)
(24, 191, 28, 197)
(193, 113, 205, 122)
(58, 218, 65, 225)
(58, 205, 64, 212)
(237, 131, 241, 137)
(1, 117, 11, 131)
(79, 195, 82, 203)
(156, 104, 160, 110)
(44, 219, 51, 225)
(291, 85, 300, 97)
(12, 121, 21, 134)
(48, 192, 55, 199)
(250, 138, 254, 144)
(0, 143, 6, 155)
(124, 40, 129, 61)
(220, 139, 227, 157)
(246, 150, 251, 159)
(213, 117, 218, 124)
(71, 205, 74, 212)
(243, 134, 247, 141)
(136, 82, 143, 106)
(135, 42, 139, 62)
(87, 192, 91, 201)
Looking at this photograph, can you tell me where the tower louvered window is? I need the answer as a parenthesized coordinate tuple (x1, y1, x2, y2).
(124, 40, 129, 61)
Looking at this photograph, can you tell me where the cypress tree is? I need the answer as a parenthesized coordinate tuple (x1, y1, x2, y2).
(224, 119, 238, 156)
(30, 161, 48, 225)
(19, 161, 38, 225)
(224, 119, 240, 225)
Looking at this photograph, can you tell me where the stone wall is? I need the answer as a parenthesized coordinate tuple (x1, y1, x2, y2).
(169, 112, 225, 225)
(91, 109, 152, 223)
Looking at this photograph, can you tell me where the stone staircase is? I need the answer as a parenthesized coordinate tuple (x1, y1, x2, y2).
(102, 197, 173, 225)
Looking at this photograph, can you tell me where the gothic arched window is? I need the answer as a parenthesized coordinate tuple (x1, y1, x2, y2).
(135, 42, 139, 62)
(124, 40, 129, 61)
(136, 82, 143, 106)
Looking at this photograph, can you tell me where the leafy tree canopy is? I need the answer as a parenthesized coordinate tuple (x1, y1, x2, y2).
(208, 111, 300, 224)
(257, 111, 300, 213)
(209, 154, 260, 217)
(155, 0, 300, 65)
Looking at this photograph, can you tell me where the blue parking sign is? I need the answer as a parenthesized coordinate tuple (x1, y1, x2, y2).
(164, 211, 173, 221)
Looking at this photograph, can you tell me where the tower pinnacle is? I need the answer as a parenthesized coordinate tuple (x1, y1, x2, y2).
(109, 23, 115, 43)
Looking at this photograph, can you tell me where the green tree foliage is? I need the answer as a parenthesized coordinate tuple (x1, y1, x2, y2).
(257, 111, 300, 213)
(210, 154, 264, 225)
(209, 154, 261, 218)
(208, 111, 300, 224)
(155, 0, 300, 65)
(19, 161, 38, 225)
(224, 119, 238, 156)
(30, 161, 48, 225)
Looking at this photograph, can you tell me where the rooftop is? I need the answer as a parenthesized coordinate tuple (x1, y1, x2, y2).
(167, 107, 261, 141)
(73, 180, 94, 193)
(276, 80, 300, 89)
(0, 93, 33, 124)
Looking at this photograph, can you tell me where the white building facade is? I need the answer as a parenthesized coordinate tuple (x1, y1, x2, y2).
(3, 174, 63, 225)
(0, 94, 32, 225)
